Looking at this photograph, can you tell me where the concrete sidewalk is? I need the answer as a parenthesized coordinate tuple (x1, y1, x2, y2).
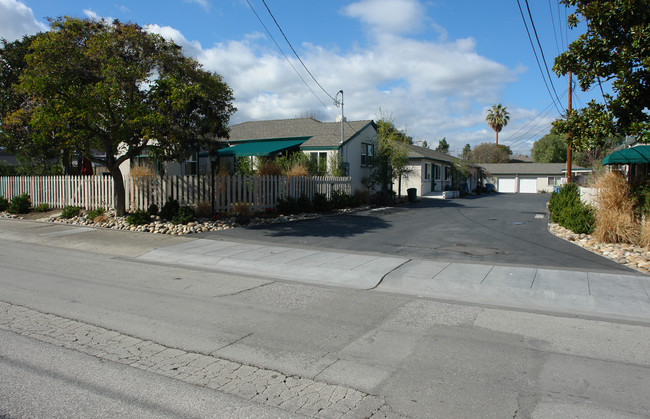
(138, 238, 650, 324)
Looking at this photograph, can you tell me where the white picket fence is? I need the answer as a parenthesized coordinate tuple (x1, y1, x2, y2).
(0, 174, 351, 213)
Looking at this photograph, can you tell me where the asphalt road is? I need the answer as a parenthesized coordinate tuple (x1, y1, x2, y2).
(202, 193, 631, 273)
(1, 229, 649, 418)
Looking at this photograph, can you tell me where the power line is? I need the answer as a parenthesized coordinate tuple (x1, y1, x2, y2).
(259, 0, 338, 103)
(523, 0, 564, 112)
(244, 0, 336, 118)
(516, 0, 564, 115)
(548, 0, 561, 55)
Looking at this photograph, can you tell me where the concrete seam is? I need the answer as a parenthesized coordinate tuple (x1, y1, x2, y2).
(369, 259, 412, 290)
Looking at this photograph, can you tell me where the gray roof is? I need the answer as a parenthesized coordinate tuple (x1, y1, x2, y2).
(480, 163, 589, 175)
(407, 144, 476, 166)
(224, 118, 375, 148)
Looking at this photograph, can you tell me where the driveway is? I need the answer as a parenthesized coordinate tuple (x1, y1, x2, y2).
(201, 193, 632, 273)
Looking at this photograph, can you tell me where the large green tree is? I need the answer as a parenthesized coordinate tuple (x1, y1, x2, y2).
(553, 0, 650, 147)
(485, 104, 510, 145)
(4, 17, 235, 215)
(0, 34, 63, 174)
(531, 130, 568, 163)
(466, 142, 512, 164)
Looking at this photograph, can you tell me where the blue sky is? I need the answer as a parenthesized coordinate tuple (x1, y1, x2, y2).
(1, 0, 604, 156)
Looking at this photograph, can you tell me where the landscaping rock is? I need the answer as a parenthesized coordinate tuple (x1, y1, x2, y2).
(549, 222, 650, 275)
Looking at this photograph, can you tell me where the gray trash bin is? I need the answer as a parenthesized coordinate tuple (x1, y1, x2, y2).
(407, 188, 417, 202)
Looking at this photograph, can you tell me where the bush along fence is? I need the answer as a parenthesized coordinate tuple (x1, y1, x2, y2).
(0, 174, 352, 213)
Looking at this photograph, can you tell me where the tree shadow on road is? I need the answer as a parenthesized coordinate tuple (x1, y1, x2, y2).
(244, 213, 392, 239)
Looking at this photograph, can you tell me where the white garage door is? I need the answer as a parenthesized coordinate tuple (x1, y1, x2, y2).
(498, 178, 516, 193)
(518, 177, 537, 193)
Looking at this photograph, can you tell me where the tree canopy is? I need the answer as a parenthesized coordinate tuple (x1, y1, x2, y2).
(365, 115, 410, 195)
(531, 130, 568, 163)
(553, 0, 650, 146)
(485, 104, 510, 145)
(435, 138, 450, 154)
(466, 142, 512, 164)
(1, 17, 236, 215)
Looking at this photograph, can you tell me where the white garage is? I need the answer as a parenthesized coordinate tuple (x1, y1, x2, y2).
(518, 177, 537, 193)
(481, 163, 591, 194)
(497, 178, 516, 193)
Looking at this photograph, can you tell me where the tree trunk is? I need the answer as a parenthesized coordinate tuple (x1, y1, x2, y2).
(110, 166, 126, 216)
(495, 131, 499, 145)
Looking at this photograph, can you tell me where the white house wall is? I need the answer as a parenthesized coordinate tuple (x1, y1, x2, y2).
(342, 126, 376, 193)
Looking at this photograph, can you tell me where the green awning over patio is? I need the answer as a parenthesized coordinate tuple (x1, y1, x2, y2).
(217, 138, 308, 157)
(602, 145, 650, 165)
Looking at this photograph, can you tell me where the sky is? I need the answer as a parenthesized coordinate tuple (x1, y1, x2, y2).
(0, 0, 606, 156)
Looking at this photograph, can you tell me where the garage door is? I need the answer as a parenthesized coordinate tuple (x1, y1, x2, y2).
(498, 178, 516, 193)
(518, 177, 537, 193)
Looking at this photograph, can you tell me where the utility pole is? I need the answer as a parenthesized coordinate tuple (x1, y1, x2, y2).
(566, 72, 572, 183)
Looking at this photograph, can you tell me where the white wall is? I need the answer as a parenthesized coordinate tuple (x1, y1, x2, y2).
(340, 125, 376, 193)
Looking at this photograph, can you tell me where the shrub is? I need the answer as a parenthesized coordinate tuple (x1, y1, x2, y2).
(160, 198, 180, 220)
(276, 196, 299, 214)
(195, 201, 212, 218)
(147, 203, 159, 216)
(561, 203, 595, 234)
(61, 205, 81, 219)
(171, 205, 195, 225)
(127, 209, 150, 225)
(7, 193, 31, 214)
(34, 203, 50, 212)
(312, 193, 332, 212)
(330, 189, 351, 209)
(296, 195, 313, 213)
(632, 183, 650, 219)
(353, 189, 370, 205)
(86, 207, 105, 219)
(0, 195, 9, 211)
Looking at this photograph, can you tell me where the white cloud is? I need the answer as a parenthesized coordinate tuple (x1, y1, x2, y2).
(342, 0, 427, 34)
(48, 3, 545, 154)
(0, 0, 48, 41)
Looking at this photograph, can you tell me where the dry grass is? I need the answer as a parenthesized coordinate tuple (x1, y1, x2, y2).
(286, 164, 309, 177)
(231, 201, 251, 216)
(195, 200, 212, 218)
(593, 171, 639, 244)
(130, 163, 156, 178)
(639, 219, 650, 249)
(257, 159, 283, 176)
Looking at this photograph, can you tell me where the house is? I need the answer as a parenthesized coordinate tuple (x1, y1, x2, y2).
(480, 163, 591, 193)
(395, 145, 480, 196)
(216, 118, 378, 192)
(602, 144, 649, 185)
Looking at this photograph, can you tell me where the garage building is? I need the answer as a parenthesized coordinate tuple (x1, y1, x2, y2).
(480, 163, 591, 194)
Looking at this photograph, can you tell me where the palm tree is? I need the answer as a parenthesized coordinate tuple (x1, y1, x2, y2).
(485, 104, 510, 145)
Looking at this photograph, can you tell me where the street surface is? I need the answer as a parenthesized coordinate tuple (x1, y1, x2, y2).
(1, 217, 649, 418)
(207, 193, 632, 272)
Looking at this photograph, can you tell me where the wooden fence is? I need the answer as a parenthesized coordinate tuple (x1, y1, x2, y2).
(0, 174, 351, 213)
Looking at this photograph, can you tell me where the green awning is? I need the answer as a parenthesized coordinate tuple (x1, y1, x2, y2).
(217, 138, 307, 157)
(602, 145, 650, 165)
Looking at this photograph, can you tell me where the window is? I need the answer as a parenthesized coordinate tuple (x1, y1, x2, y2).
(311, 152, 327, 174)
(548, 176, 563, 186)
(361, 143, 374, 166)
(424, 163, 431, 180)
(444, 166, 451, 181)
(433, 164, 441, 180)
(184, 152, 198, 175)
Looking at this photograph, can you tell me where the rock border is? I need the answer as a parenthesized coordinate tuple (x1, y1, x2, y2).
(1, 206, 368, 236)
(548, 222, 650, 275)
